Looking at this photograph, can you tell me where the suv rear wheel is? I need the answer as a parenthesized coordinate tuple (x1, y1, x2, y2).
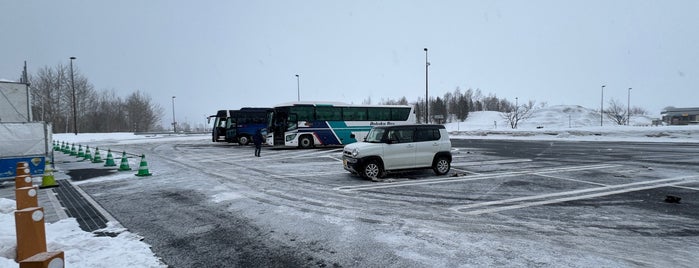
(362, 160, 383, 179)
(433, 156, 450, 175)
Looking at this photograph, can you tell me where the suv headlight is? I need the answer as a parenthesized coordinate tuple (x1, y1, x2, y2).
(352, 148, 359, 157)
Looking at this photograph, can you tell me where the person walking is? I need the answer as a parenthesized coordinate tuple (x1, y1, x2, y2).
(253, 129, 264, 157)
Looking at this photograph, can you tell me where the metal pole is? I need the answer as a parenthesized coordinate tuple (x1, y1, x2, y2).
(515, 97, 518, 128)
(295, 74, 300, 102)
(70, 57, 77, 135)
(424, 48, 429, 123)
(172, 96, 177, 133)
(627, 87, 631, 125)
(600, 85, 605, 126)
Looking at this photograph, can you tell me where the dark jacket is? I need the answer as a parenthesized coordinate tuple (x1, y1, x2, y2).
(253, 130, 264, 146)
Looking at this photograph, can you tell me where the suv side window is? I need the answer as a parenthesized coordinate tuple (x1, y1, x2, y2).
(414, 128, 440, 142)
(397, 129, 415, 143)
(386, 128, 414, 143)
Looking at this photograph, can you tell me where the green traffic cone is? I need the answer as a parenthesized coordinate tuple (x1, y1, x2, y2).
(92, 147, 104, 163)
(118, 152, 132, 171)
(135, 154, 152, 177)
(77, 145, 85, 157)
(70, 144, 77, 156)
(104, 149, 117, 167)
(83, 146, 93, 161)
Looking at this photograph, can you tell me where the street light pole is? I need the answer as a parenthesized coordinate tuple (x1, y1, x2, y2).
(295, 74, 300, 102)
(600, 85, 605, 126)
(70, 57, 77, 135)
(172, 96, 177, 133)
(424, 48, 429, 124)
(515, 97, 519, 129)
(627, 87, 632, 125)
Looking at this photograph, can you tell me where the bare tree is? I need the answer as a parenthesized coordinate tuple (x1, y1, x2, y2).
(125, 90, 163, 132)
(501, 100, 537, 129)
(630, 106, 648, 116)
(604, 98, 628, 125)
(379, 97, 408, 105)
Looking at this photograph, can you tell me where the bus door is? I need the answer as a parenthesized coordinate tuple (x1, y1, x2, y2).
(271, 112, 293, 146)
(225, 117, 238, 143)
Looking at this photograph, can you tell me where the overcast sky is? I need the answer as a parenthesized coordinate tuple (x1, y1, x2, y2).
(2, 0, 697, 128)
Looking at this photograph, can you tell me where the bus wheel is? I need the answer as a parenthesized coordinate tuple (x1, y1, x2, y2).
(239, 136, 250, 145)
(299, 135, 314, 149)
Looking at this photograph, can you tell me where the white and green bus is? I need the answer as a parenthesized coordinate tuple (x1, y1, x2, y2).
(266, 102, 416, 148)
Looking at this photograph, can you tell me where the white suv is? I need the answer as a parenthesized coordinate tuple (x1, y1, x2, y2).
(342, 124, 452, 179)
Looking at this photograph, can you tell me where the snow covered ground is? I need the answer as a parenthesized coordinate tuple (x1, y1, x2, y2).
(0, 197, 165, 267)
(1, 105, 697, 267)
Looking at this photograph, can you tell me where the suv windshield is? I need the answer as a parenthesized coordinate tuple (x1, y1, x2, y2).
(365, 128, 385, 142)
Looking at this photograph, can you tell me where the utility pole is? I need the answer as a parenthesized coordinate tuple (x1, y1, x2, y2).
(172, 96, 177, 133)
(70, 57, 77, 135)
(600, 85, 605, 126)
(296, 74, 300, 102)
(627, 87, 631, 125)
(424, 48, 429, 123)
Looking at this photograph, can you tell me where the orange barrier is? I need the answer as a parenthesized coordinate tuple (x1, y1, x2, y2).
(15, 162, 33, 189)
(13, 162, 65, 264)
(19, 251, 64, 268)
(15, 186, 39, 210)
(14, 207, 48, 261)
(15, 175, 33, 189)
(16, 162, 30, 176)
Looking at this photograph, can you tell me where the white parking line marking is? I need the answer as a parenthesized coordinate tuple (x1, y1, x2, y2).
(672, 185, 699, 191)
(453, 175, 699, 215)
(271, 171, 347, 178)
(450, 168, 481, 175)
(453, 159, 533, 166)
(334, 164, 619, 191)
(534, 173, 608, 187)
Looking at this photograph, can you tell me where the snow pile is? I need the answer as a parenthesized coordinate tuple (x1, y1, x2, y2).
(55, 132, 207, 145)
(446, 105, 698, 143)
(0, 198, 165, 268)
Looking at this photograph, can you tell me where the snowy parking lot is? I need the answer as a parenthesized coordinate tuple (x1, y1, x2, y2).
(12, 132, 695, 267)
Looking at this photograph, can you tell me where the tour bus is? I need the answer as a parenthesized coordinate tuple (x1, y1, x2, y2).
(208, 107, 272, 144)
(266, 102, 416, 148)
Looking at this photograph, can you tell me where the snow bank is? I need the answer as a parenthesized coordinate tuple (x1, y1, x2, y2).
(0, 198, 165, 268)
(446, 105, 698, 143)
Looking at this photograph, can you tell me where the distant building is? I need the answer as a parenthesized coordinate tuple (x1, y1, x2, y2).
(661, 107, 699, 125)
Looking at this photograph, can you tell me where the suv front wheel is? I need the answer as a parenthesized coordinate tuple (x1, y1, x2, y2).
(433, 156, 451, 175)
(362, 160, 384, 179)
